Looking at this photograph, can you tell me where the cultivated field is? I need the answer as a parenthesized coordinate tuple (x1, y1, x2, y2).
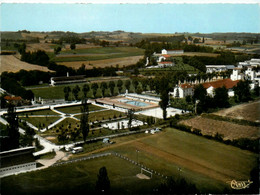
(59, 55, 143, 69)
(214, 100, 260, 122)
(0, 55, 53, 73)
(179, 116, 259, 140)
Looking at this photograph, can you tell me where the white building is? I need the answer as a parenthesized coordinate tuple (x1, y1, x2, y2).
(161, 49, 184, 55)
(0, 147, 36, 177)
(171, 84, 194, 98)
(206, 65, 235, 73)
(238, 58, 260, 68)
(230, 68, 244, 81)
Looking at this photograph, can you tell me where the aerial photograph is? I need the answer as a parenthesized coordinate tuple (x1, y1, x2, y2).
(0, 1, 259, 194)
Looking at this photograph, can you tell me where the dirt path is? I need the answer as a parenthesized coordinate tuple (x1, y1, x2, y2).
(37, 151, 67, 169)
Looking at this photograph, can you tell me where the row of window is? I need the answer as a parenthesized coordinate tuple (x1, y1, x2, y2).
(0, 163, 36, 172)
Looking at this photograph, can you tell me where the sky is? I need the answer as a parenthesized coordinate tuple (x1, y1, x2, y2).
(1, 3, 259, 33)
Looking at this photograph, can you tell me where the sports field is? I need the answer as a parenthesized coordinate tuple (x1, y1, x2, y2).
(1, 156, 162, 194)
(73, 128, 258, 193)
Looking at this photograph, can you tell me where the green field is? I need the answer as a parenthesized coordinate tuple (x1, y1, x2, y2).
(51, 47, 144, 62)
(20, 116, 61, 128)
(1, 156, 162, 194)
(17, 109, 59, 116)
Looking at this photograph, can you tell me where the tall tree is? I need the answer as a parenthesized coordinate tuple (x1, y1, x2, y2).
(80, 99, 89, 142)
(72, 85, 80, 100)
(95, 167, 110, 193)
(63, 86, 71, 101)
(127, 109, 135, 130)
(6, 104, 20, 149)
(214, 86, 229, 108)
(234, 80, 251, 102)
(82, 84, 90, 98)
(159, 77, 169, 120)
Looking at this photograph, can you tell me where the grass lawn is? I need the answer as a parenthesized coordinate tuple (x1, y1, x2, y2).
(17, 109, 59, 116)
(20, 116, 61, 128)
(74, 109, 126, 122)
(1, 156, 162, 194)
(56, 104, 104, 114)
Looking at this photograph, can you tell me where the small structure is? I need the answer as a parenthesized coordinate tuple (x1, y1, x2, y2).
(230, 68, 244, 81)
(206, 65, 235, 73)
(50, 73, 86, 86)
(157, 61, 174, 68)
(0, 146, 36, 177)
(161, 49, 184, 55)
(4, 96, 22, 106)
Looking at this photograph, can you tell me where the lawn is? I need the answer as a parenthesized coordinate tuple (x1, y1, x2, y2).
(17, 109, 59, 116)
(1, 156, 162, 194)
(56, 104, 104, 114)
(74, 109, 126, 122)
(20, 116, 61, 128)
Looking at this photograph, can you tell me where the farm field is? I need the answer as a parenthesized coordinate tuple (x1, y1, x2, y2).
(214, 100, 260, 122)
(0, 55, 53, 73)
(179, 116, 259, 140)
(73, 128, 257, 193)
(51, 47, 144, 62)
(1, 155, 163, 194)
(59, 55, 143, 69)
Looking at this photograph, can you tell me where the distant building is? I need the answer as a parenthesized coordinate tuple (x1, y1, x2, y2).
(4, 96, 22, 106)
(0, 146, 36, 177)
(238, 58, 260, 68)
(161, 49, 184, 55)
(172, 83, 194, 98)
(50, 74, 86, 86)
(157, 61, 174, 67)
(202, 78, 239, 97)
(206, 65, 235, 73)
(230, 68, 244, 81)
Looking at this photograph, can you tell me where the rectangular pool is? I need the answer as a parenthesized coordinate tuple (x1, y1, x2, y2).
(119, 99, 149, 107)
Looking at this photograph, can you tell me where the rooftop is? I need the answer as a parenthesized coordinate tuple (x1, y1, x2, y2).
(202, 78, 239, 89)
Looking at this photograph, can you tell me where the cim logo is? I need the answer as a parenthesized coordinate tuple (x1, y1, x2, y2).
(227, 180, 253, 190)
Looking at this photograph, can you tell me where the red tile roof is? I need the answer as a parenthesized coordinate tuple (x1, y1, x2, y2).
(158, 61, 173, 64)
(202, 79, 239, 89)
(4, 96, 22, 101)
(180, 84, 193, 89)
(162, 54, 171, 58)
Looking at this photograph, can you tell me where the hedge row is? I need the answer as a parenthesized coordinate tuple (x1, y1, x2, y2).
(201, 113, 260, 127)
(170, 122, 259, 153)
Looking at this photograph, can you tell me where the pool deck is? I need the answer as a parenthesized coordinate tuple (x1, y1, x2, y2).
(96, 96, 159, 111)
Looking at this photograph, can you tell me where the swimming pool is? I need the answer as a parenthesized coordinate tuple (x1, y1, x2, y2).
(119, 99, 149, 107)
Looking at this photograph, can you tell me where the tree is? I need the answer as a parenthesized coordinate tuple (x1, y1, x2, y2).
(136, 82, 143, 94)
(81, 99, 89, 142)
(129, 83, 135, 93)
(54, 46, 61, 54)
(95, 87, 103, 98)
(120, 85, 127, 94)
(70, 43, 76, 50)
(127, 109, 135, 130)
(95, 167, 110, 193)
(87, 89, 95, 99)
(104, 88, 111, 97)
(234, 80, 251, 102)
(108, 81, 115, 94)
(192, 84, 211, 113)
(72, 85, 80, 100)
(64, 86, 71, 101)
(82, 84, 90, 98)
(6, 104, 20, 149)
(159, 77, 169, 120)
(113, 86, 119, 96)
(214, 86, 229, 108)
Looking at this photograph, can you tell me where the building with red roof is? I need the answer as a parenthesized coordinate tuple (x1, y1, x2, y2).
(202, 78, 239, 97)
